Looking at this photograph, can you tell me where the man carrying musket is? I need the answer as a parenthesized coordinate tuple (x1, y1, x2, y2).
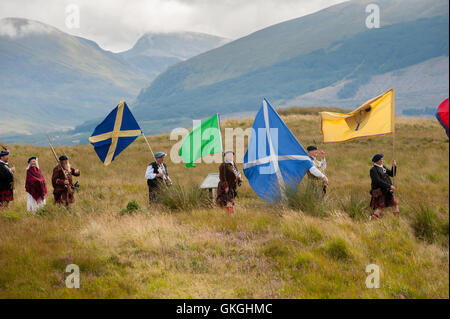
(0, 150, 15, 209)
(145, 152, 171, 203)
(51, 155, 80, 208)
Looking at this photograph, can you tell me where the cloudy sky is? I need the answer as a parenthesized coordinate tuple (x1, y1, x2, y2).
(0, 0, 347, 52)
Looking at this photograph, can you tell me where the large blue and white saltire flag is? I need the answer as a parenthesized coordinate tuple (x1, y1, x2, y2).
(243, 99, 314, 202)
(89, 100, 142, 166)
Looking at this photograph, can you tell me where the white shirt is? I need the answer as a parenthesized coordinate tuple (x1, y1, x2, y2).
(0, 160, 12, 173)
(145, 164, 161, 180)
(373, 163, 387, 173)
(308, 157, 326, 179)
(145, 163, 168, 180)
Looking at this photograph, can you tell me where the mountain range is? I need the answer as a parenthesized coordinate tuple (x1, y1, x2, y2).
(0, 18, 228, 138)
(133, 0, 449, 128)
(119, 32, 229, 80)
(1, 0, 448, 145)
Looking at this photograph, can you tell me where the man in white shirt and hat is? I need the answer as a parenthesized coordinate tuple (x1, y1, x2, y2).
(306, 145, 329, 196)
(145, 152, 171, 203)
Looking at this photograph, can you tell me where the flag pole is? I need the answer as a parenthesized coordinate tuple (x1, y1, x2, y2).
(217, 113, 224, 153)
(391, 89, 396, 185)
(218, 113, 231, 212)
(142, 132, 156, 159)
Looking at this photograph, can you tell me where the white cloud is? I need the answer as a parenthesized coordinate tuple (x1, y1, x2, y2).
(0, 0, 347, 52)
(0, 17, 54, 37)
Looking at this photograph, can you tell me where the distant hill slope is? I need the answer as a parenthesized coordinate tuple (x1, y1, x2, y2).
(133, 0, 449, 124)
(119, 32, 229, 81)
(285, 56, 449, 114)
(0, 17, 148, 135)
(0, 19, 229, 137)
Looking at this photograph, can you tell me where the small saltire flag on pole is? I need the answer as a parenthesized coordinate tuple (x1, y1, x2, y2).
(320, 89, 395, 143)
(179, 114, 223, 167)
(243, 99, 313, 202)
(89, 100, 142, 166)
(435, 98, 449, 137)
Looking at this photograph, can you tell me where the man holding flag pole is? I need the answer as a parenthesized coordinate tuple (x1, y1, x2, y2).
(89, 100, 173, 204)
(177, 113, 244, 212)
(144, 150, 171, 203)
(320, 89, 399, 220)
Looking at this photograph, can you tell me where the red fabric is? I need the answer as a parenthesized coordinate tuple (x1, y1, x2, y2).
(370, 192, 398, 209)
(437, 98, 449, 128)
(0, 189, 13, 202)
(25, 167, 47, 201)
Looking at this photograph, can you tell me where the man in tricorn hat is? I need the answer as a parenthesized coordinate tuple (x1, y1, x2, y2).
(0, 150, 15, 209)
(145, 152, 171, 203)
(306, 145, 328, 196)
(51, 155, 80, 208)
(369, 153, 399, 220)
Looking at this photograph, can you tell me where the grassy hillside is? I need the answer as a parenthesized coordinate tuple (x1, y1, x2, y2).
(135, 0, 448, 93)
(0, 110, 448, 298)
(0, 18, 148, 136)
(134, 0, 449, 124)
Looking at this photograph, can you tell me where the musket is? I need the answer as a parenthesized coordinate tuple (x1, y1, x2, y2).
(160, 163, 172, 186)
(47, 135, 73, 193)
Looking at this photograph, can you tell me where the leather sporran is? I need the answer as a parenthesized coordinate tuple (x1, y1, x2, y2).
(371, 188, 383, 197)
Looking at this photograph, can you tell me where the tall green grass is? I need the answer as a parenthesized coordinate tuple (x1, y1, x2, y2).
(158, 184, 213, 211)
(338, 191, 369, 220)
(411, 205, 449, 246)
(285, 179, 328, 217)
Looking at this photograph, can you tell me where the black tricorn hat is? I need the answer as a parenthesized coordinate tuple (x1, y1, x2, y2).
(372, 153, 384, 162)
(0, 150, 9, 157)
(28, 156, 37, 163)
(307, 145, 318, 152)
(59, 155, 68, 161)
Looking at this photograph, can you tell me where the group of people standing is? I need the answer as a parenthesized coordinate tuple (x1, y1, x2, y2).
(133, 144, 401, 220)
(0, 150, 80, 212)
(1, 145, 399, 220)
(144, 145, 331, 214)
(143, 145, 399, 220)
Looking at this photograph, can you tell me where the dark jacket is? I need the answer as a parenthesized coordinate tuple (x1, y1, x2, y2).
(0, 161, 13, 191)
(370, 165, 396, 193)
(219, 162, 239, 190)
(147, 162, 168, 188)
(51, 165, 80, 194)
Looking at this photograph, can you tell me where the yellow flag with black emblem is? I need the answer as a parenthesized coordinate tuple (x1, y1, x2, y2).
(320, 89, 395, 143)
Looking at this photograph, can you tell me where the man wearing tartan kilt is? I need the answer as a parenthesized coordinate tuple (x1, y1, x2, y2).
(369, 153, 400, 219)
(0, 150, 15, 209)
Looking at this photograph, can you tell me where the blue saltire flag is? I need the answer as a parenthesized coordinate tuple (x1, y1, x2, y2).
(89, 100, 142, 166)
(243, 99, 314, 202)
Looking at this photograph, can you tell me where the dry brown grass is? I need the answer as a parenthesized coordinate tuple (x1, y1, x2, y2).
(0, 110, 448, 298)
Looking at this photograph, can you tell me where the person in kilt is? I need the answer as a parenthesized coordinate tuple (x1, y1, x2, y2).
(51, 155, 80, 208)
(216, 151, 242, 213)
(0, 150, 15, 209)
(369, 153, 399, 220)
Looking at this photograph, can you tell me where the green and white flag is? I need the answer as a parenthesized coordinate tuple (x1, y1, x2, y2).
(179, 114, 223, 167)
